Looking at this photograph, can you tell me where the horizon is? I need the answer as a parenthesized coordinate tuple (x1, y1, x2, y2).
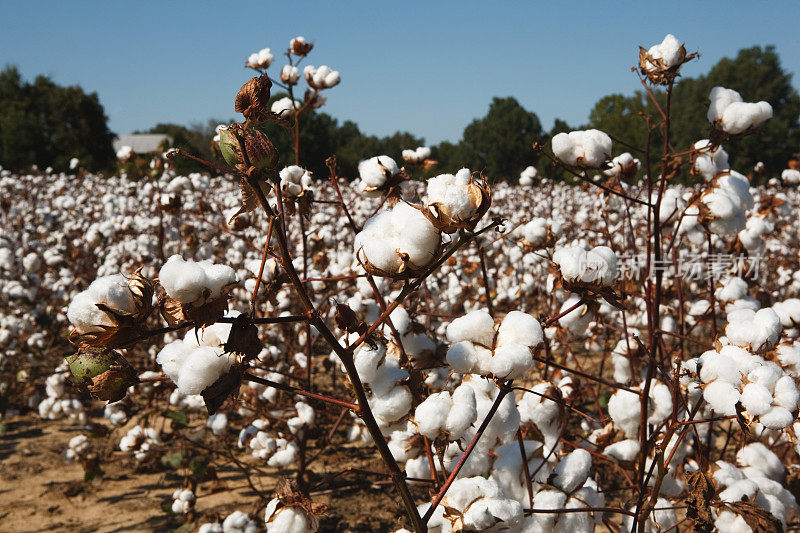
(3, 1, 799, 144)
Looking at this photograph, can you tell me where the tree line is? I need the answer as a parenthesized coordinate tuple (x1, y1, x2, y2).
(1, 46, 798, 182)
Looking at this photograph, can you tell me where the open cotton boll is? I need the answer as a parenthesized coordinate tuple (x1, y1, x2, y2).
(496, 311, 543, 348)
(271, 97, 301, 117)
(303, 65, 340, 89)
(782, 168, 800, 184)
(603, 439, 640, 462)
(446, 310, 496, 347)
(608, 389, 642, 438)
(550, 448, 591, 493)
(519, 165, 538, 185)
(552, 129, 612, 168)
(426, 168, 482, 222)
(159, 255, 235, 304)
(708, 86, 773, 134)
(725, 308, 781, 352)
(647, 34, 684, 68)
(246, 48, 274, 69)
(693, 140, 730, 179)
(489, 343, 534, 379)
(737, 442, 784, 480)
(773, 299, 800, 328)
(604, 152, 640, 178)
(558, 295, 593, 336)
(442, 477, 523, 531)
(281, 65, 300, 84)
(279, 166, 312, 197)
(67, 274, 137, 334)
(715, 171, 754, 210)
(354, 202, 440, 275)
(358, 155, 399, 189)
(553, 245, 617, 287)
(264, 499, 318, 533)
(414, 392, 452, 439)
(522, 218, 562, 248)
(402, 146, 431, 164)
(701, 188, 747, 236)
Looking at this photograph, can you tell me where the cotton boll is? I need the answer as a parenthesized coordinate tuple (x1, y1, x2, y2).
(647, 34, 685, 68)
(264, 499, 318, 533)
(608, 389, 643, 438)
(558, 295, 593, 336)
(550, 448, 591, 493)
(519, 165, 538, 185)
(446, 310, 496, 346)
(490, 343, 533, 379)
(67, 274, 137, 334)
(760, 406, 793, 429)
(552, 130, 612, 168)
(496, 311, 543, 348)
(708, 86, 773, 134)
(736, 442, 784, 480)
(703, 380, 741, 416)
(740, 383, 773, 416)
(358, 155, 398, 189)
(414, 392, 452, 439)
(603, 439, 640, 462)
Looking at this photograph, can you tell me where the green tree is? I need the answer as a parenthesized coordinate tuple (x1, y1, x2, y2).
(0, 66, 115, 172)
(454, 97, 543, 180)
(589, 46, 800, 182)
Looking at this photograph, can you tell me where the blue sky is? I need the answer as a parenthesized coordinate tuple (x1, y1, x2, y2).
(3, 1, 799, 144)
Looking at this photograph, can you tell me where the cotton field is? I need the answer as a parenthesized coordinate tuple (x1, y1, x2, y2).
(3, 33, 800, 533)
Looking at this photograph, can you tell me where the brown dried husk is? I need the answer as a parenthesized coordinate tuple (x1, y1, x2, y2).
(235, 74, 273, 122)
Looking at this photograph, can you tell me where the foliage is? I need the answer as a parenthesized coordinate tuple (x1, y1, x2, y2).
(0, 66, 115, 172)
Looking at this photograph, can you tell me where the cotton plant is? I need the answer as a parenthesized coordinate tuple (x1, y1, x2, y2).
(245, 48, 274, 70)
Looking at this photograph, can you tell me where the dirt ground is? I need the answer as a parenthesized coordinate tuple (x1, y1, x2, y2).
(0, 414, 411, 532)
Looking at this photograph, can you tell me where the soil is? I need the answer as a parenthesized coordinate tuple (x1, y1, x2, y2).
(0, 414, 413, 532)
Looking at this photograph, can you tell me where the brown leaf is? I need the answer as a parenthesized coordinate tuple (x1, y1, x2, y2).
(235, 74, 272, 122)
(685, 469, 715, 532)
(223, 315, 262, 361)
(729, 501, 783, 533)
(201, 365, 244, 416)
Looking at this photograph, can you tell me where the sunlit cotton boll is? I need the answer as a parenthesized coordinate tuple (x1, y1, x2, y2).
(271, 97, 301, 117)
(707, 86, 773, 135)
(353, 202, 440, 275)
(246, 48, 274, 69)
(158, 255, 236, 305)
(279, 166, 312, 197)
(67, 274, 137, 334)
(357, 155, 399, 196)
(552, 129, 612, 168)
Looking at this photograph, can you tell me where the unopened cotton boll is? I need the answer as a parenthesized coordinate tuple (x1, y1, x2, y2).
(552, 129, 612, 168)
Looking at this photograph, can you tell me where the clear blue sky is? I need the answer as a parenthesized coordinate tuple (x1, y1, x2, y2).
(3, 1, 799, 144)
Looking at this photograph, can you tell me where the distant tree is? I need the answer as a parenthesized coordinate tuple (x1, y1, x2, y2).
(455, 97, 543, 181)
(0, 66, 115, 172)
(589, 46, 800, 181)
